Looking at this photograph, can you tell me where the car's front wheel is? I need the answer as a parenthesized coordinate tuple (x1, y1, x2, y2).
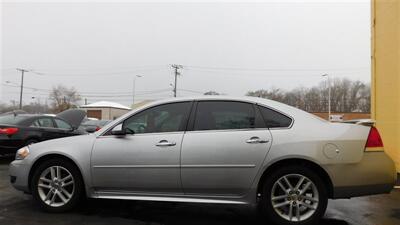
(31, 158, 83, 212)
(259, 165, 328, 225)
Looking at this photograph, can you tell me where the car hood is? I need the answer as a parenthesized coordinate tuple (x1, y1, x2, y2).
(56, 109, 86, 129)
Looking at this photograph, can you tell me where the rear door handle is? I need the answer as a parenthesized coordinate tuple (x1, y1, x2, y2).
(156, 140, 176, 147)
(246, 137, 269, 144)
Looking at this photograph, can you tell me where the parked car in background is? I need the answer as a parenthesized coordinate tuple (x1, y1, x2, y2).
(9, 96, 395, 225)
(0, 109, 86, 156)
(79, 119, 111, 133)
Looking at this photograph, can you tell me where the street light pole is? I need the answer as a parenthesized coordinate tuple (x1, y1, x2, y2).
(132, 75, 142, 106)
(322, 74, 331, 121)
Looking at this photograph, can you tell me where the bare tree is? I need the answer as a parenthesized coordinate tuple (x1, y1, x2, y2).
(247, 87, 285, 102)
(49, 85, 81, 113)
(246, 78, 370, 113)
(204, 91, 221, 95)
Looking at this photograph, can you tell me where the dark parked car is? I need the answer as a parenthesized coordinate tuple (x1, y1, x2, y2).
(0, 109, 86, 156)
(79, 119, 111, 133)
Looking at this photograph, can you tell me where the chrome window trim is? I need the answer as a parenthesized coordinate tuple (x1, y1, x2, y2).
(185, 127, 270, 134)
(97, 131, 185, 138)
(99, 99, 294, 136)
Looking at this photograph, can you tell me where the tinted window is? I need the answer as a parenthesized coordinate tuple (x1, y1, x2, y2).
(194, 101, 256, 131)
(123, 102, 191, 134)
(31, 118, 55, 128)
(258, 106, 292, 128)
(54, 118, 72, 130)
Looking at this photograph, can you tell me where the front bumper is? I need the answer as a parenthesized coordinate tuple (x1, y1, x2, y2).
(324, 152, 396, 199)
(9, 160, 31, 193)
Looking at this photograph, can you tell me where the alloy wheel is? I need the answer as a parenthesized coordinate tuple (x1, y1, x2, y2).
(270, 173, 319, 222)
(37, 166, 75, 207)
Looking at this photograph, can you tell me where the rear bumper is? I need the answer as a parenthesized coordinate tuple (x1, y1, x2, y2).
(333, 184, 393, 198)
(324, 152, 396, 199)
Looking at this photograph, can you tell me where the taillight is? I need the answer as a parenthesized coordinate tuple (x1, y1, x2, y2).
(365, 126, 384, 150)
(95, 126, 101, 131)
(0, 127, 19, 135)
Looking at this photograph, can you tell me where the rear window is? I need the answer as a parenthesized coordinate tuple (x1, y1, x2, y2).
(258, 106, 292, 128)
(0, 115, 28, 125)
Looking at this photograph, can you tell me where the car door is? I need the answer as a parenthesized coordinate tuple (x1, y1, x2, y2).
(91, 101, 193, 194)
(181, 101, 272, 196)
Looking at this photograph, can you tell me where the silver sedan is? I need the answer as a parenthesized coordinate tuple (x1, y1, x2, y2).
(9, 96, 395, 225)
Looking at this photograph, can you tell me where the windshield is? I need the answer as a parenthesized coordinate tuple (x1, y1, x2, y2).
(0, 115, 29, 125)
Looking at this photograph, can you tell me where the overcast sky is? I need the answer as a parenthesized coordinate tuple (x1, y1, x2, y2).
(1, 0, 371, 107)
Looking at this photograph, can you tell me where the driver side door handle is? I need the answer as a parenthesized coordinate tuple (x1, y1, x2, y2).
(156, 140, 176, 147)
(246, 136, 269, 144)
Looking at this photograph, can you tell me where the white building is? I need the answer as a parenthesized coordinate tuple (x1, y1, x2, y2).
(80, 101, 131, 120)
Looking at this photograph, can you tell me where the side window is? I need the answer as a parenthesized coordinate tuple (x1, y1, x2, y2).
(194, 101, 256, 131)
(31, 120, 41, 127)
(122, 102, 192, 134)
(31, 118, 55, 128)
(54, 118, 72, 130)
(258, 106, 292, 128)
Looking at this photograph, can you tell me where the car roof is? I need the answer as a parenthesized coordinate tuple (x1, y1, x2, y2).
(11, 114, 52, 119)
(138, 96, 303, 115)
(0, 114, 55, 126)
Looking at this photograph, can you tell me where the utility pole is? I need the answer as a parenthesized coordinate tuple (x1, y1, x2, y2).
(322, 74, 331, 121)
(171, 64, 182, 97)
(16, 68, 29, 109)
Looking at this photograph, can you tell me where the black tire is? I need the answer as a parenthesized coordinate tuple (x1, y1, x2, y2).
(31, 158, 84, 213)
(258, 165, 328, 225)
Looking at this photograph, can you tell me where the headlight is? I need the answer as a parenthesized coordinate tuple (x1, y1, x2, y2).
(15, 146, 30, 160)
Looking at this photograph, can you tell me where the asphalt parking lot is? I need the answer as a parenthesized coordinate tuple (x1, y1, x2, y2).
(1, 158, 399, 225)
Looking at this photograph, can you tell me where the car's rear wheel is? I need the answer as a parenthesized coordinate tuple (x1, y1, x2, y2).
(259, 165, 328, 225)
(31, 158, 83, 212)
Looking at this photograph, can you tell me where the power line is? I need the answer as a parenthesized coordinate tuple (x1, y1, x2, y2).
(184, 65, 369, 72)
(26, 65, 168, 72)
(3, 83, 172, 95)
(28, 66, 169, 77)
(178, 88, 204, 94)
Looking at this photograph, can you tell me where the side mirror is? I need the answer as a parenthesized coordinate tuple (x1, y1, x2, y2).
(111, 124, 126, 135)
(85, 127, 97, 133)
